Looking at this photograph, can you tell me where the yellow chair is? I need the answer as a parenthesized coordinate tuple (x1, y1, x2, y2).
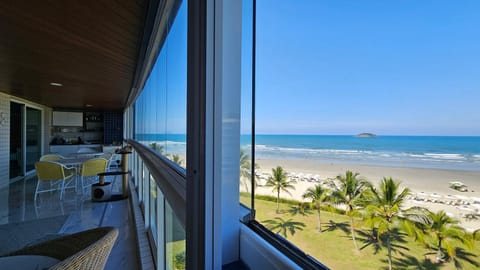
(35, 161, 76, 201)
(80, 158, 108, 195)
(99, 152, 120, 171)
(40, 154, 65, 161)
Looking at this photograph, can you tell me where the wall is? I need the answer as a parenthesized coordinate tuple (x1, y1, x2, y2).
(0, 93, 10, 186)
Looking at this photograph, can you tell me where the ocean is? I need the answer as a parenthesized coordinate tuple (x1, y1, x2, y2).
(135, 134, 480, 171)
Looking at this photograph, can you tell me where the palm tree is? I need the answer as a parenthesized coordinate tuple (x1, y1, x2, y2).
(474, 229, 480, 241)
(302, 184, 330, 232)
(170, 154, 183, 166)
(364, 177, 410, 270)
(330, 170, 370, 249)
(149, 142, 164, 154)
(419, 210, 468, 263)
(240, 148, 252, 192)
(239, 148, 260, 192)
(265, 166, 295, 213)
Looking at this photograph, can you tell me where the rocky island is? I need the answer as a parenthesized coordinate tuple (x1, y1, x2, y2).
(356, 133, 377, 138)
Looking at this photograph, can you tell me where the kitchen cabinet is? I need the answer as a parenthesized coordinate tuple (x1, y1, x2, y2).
(52, 111, 83, 126)
(83, 112, 104, 143)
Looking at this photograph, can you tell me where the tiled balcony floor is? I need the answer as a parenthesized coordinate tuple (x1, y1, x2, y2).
(0, 174, 139, 270)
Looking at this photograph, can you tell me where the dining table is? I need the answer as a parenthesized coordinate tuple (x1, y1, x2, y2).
(56, 157, 98, 195)
(56, 156, 95, 167)
(56, 157, 95, 181)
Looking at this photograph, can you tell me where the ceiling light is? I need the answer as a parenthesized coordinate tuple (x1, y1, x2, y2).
(85, 104, 93, 107)
(49, 82, 63, 87)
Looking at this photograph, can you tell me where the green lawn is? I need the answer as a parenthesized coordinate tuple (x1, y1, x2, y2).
(241, 194, 480, 270)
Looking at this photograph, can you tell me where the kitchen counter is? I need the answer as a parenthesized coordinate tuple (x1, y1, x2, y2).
(50, 143, 92, 145)
(49, 144, 102, 157)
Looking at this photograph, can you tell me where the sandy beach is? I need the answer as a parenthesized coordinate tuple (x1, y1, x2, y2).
(252, 158, 480, 231)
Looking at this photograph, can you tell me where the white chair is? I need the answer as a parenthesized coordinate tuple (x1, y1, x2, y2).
(100, 152, 120, 171)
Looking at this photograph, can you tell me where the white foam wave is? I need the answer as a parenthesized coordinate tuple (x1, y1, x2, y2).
(255, 145, 371, 155)
(253, 144, 480, 169)
(144, 140, 186, 145)
(424, 153, 465, 160)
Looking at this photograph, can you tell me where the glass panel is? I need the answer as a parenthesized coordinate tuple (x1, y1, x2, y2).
(150, 175, 158, 243)
(139, 162, 145, 202)
(253, 1, 480, 269)
(240, 0, 254, 208)
(9, 102, 24, 178)
(134, 0, 187, 171)
(165, 1, 187, 169)
(25, 107, 41, 171)
(143, 168, 150, 224)
(134, 153, 139, 187)
(165, 200, 186, 270)
(131, 0, 188, 268)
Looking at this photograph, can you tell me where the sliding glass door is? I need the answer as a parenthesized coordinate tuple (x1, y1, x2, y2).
(10, 102, 23, 178)
(9, 102, 42, 179)
(26, 107, 42, 171)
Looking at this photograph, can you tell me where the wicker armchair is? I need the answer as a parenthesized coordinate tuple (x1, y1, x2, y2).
(3, 227, 118, 270)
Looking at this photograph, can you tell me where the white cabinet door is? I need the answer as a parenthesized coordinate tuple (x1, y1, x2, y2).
(52, 111, 83, 126)
(68, 112, 83, 126)
(52, 111, 69, 126)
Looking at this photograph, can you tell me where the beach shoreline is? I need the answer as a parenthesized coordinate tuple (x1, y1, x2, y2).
(252, 158, 480, 231)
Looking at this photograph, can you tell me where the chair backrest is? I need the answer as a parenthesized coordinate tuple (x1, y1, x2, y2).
(35, 161, 66, 180)
(81, 158, 108, 177)
(49, 227, 119, 270)
(5, 226, 119, 270)
(40, 154, 65, 161)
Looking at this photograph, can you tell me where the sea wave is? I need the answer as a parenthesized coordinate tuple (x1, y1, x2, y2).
(255, 145, 372, 155)
(145, 140, 186, 145)
(424, 153, 465, 160)
(253, 144, 480, 171)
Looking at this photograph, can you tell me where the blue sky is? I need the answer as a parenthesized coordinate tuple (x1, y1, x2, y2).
(243, 0, 480, 136)
(136, 2, 187, 135)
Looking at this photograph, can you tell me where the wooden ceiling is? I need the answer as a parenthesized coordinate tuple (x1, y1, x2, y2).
(0, 0, 151, 110)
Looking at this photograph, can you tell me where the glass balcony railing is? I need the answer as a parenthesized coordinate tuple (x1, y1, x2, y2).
(129, 142, 186, 270)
